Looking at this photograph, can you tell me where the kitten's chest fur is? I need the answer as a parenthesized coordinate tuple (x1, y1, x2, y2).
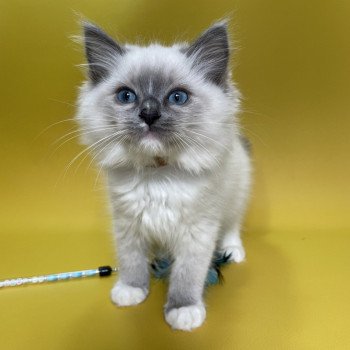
(108, 167, 213, 243)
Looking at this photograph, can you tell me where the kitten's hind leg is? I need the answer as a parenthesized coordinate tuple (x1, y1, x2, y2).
(219, 227, 246, 263)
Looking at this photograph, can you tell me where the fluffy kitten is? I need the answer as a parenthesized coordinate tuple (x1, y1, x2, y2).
(75, 20, 251, 331)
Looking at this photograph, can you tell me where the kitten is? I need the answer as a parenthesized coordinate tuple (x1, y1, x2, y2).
(75, 20, 251, 331)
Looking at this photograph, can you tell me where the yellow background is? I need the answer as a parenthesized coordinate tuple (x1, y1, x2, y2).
(0, 0, 349, 349)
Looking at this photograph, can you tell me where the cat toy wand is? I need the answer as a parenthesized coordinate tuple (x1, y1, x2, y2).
(0, 254, 231, 289)
(0, 265, 118, 289)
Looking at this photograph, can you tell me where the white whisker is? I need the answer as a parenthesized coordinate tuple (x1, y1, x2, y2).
(185, 129, 233, 155)
(93, 134, 129, 190)
(55, 132, 120, 188)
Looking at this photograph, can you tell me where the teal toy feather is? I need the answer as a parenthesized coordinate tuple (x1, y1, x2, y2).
(151, 251, 232, 285)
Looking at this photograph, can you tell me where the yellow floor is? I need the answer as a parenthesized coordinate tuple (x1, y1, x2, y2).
(1, 228, 349, 349)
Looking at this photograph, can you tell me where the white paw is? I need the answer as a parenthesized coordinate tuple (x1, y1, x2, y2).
(165, 303, 206, 331)
(110, 281, 148, 307)
(223, 245, 246, 263)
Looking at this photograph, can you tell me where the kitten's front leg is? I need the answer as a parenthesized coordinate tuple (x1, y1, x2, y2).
(164, 224, 217, 331)
(111, 224, 150, 307)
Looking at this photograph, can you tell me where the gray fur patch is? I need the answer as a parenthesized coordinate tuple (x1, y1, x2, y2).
(185, 22, 230, 87)
(119, 258, 150, 292)
(123, 275, 149, 292)
(164, 252, 211, 313)
(164, 293, 197, 313)
(83, 22, 125, 84)
(125, 68, 192, 135)
(239, 135, 252, 154)
(129, 68, 175, 99)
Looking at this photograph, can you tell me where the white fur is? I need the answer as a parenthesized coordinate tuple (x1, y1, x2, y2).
(76, 24, 251, 331)
(107, 138, 251, 248)
(219, 229, 246, 263)
(111, 281, 148, 306)
(165, 303, 206, 331)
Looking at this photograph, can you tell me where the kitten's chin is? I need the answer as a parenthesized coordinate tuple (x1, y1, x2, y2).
(138, 132, 166, 157)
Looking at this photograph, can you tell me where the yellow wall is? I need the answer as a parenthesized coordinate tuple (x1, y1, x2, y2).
(1, 0, 349, 234)
(1, 1, 350, 349)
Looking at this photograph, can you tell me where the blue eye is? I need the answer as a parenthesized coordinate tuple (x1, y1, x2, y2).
(168, 90, 188, 105)
(116, 88, 137, 104)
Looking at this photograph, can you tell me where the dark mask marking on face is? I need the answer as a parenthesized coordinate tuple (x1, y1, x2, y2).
(130, 68, 176, 100)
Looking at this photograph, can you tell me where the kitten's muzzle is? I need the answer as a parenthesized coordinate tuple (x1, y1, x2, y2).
(139, 97, 161, 126)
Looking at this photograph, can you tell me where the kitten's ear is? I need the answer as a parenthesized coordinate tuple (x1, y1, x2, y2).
(82, 21, 125, 84)
(186, 21, 230, 86)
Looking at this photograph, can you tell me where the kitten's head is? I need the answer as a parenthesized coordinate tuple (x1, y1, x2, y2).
(76, 20, 240, 173)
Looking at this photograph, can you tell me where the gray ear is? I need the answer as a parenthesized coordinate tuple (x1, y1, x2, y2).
(82, 22, 125, 84)
(186, 21, 230, 86)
